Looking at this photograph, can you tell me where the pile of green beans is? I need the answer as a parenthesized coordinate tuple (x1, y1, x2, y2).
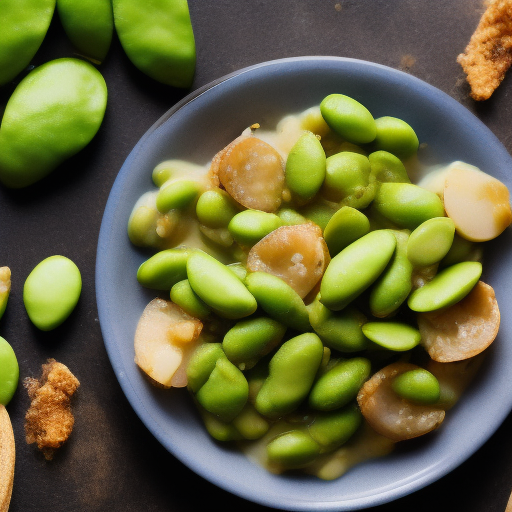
(130, 93, 504, 475)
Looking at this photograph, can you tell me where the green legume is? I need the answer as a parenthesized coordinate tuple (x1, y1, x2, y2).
(232, 403, 270, 440)
(276, 208, 308, 226)
(362, 321, 421, 351)
(309, 358, 371, 411)
(113, 0, 196, 87)
(0, 267, 11, 321)
(298, 200, 338, 230)
(196, 188, 240, 228)
(285, 131, 326, 201)
(23, 255, 82, 331)
(195, 356, 249, 422)
(222, 316, 286, 370)
(170, 279, 211, 319)
(187, 251, 257, 319)
(323, 206, 370, 256)
(369, 150, 410, 184)
(372, 182, 445, 229)
(407, 217, 455, 267)
(0, 336, 19, 406)
(137, 248, 193, 290)
(320, 94, 377, 144)
(267, 430, 321, 468)
(156, 180, 202, 213)
(0, 58, 108, 188)
(371, 117, 419, 159)
(198, 406, 243, 442)
(0, 0, 56, 86)
(320, 230, 397, 311)
(255, 333, 324, 418)
(407, 261, 482, 312)
(57, 0, 114, 63)
(391, 368, 441, 404)
(186, 343, 225, 393)
(228, 210, 283, 247)
(245, 271, 311, 331)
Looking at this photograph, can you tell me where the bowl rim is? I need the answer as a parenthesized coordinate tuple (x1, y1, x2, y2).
(96, 55, 512, 511)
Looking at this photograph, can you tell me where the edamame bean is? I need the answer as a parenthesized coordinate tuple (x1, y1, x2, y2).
(320, 94, 377, 144)
(137, 248, 193, 290)
(440, 233, 481, 268)
(245, 272, 311, 331)
(187, 251, 257, 319)
(113, 0, 196, 87)
(170, 279, 211, 319)
(156, 180, 202, 213)
(196, 188, 240, 228)
(0, 0, 56, 86)
(0, 336, 19, 406)
(276, 208, 308, 226)
(298, 200, 338, 230)
(369, 150, 410, 184)
(407, 217, 455, 267)
(232, 403, 270, 440)
(372, 183, 445, 229)
(186, 343, 225, 393)
(227, 262, 248, 281)
(285, 131, 326, 201)
(0, 267, 11, 321)
(255, 333, 324, 418)
(308, 358, 371, 411)
(369, 230, 413, 317)
(322, 152, 375, 208)
(228, 210, 283, 247)
(323, 206, 370, 256)
(57, 0, 114, 63)
(195, 357, 249, 422)
(198, 406, 243, 442)
(308, 404, 362, 451)
(23, 255, 82, 331)
(0, 58, 108, 188)
(320, 230, 397, 311)
(222, 316, 286, 370)
(371, 117, 419, 159)
(407, 261, 482, 312)
(267, 430, 321, 468)
(362, 322, 421, 351)
(391, 368, 440, 404)
(308, 299, 369, 352)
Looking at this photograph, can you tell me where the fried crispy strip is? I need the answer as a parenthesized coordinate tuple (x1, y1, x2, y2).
(24, 359, 80, 460)
(0, 405, 15, 512)
(457, 0, 512, 100)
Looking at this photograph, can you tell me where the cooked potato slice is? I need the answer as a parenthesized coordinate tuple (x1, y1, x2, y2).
(357, 362, 445, 442)
(210, 135, 285, 212)
(417, 280, 499, 363)
(443, 162, 512, 242)
(134, 298, 202, 388)
(247, 223, 329, 298)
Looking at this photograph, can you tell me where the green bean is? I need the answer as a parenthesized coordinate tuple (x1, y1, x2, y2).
(407, 217, 455, 267)
(369, 150, 410, 184)
(362, 321, 421, 351)
(391, 368, 440, 404)
(267, 430, 321, 468)
(137, 248, 193, 290)
(0, 267, 11, 321)
(323, 206, 370, 257)
(170, 279, 211, 319)
(228, 210, 283, 247)
(186, 343, 225, 394)
(196, 188, 240, 228)
(0, 336, 19, 406)
(156, 180, 202, 213)
(232, 403, 270, 440)
(371, 117, 419, 159)
(23, 255, 82, 331)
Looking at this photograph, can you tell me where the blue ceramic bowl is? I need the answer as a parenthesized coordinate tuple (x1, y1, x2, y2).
(96, 57, 512, 511)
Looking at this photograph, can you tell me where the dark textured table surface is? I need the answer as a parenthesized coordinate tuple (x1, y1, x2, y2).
(2, 1, 512, 511)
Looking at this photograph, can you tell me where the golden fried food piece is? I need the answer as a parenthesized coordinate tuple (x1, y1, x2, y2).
(0, 405, 15, 512)
(24, 359, 80, 460)
(457, 0, 512, 100)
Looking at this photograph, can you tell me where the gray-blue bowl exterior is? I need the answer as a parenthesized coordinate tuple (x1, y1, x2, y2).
(96, 57, 512, 511)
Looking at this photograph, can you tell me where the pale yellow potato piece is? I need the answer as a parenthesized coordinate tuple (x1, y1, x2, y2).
(246, 223, 329, 298)
(0, 404, 14, 512)
(357, 362, 445, 442)
(443, 162, 512, 241)
(134, 298, 202, 388)
(210, 135, 285, 213)
(418, 280, 499, 363)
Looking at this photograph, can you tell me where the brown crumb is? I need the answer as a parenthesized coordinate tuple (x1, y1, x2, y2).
(399, 54, 416, 71)
(24, 359, 80, 460)
(457, 0, 512, 100)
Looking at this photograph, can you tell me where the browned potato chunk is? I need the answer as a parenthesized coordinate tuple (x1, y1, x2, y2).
(134, 298, 202, 388)
(246, 223, 329, 298)
(210, 135, 285, 212)
(418, 280, 500, 363)
(357, 362, 445, 442)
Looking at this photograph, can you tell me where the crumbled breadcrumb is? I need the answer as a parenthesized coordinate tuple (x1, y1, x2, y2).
(24, 359, 80, 460)
(457, 0, 512, 100)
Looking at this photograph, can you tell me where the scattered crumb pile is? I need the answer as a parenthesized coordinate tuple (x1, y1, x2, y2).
(24, 359, 80, 460)
(457, 0, 512, 100)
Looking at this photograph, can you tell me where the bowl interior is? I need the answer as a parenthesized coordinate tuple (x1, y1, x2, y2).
(96, 57, 512, 511)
